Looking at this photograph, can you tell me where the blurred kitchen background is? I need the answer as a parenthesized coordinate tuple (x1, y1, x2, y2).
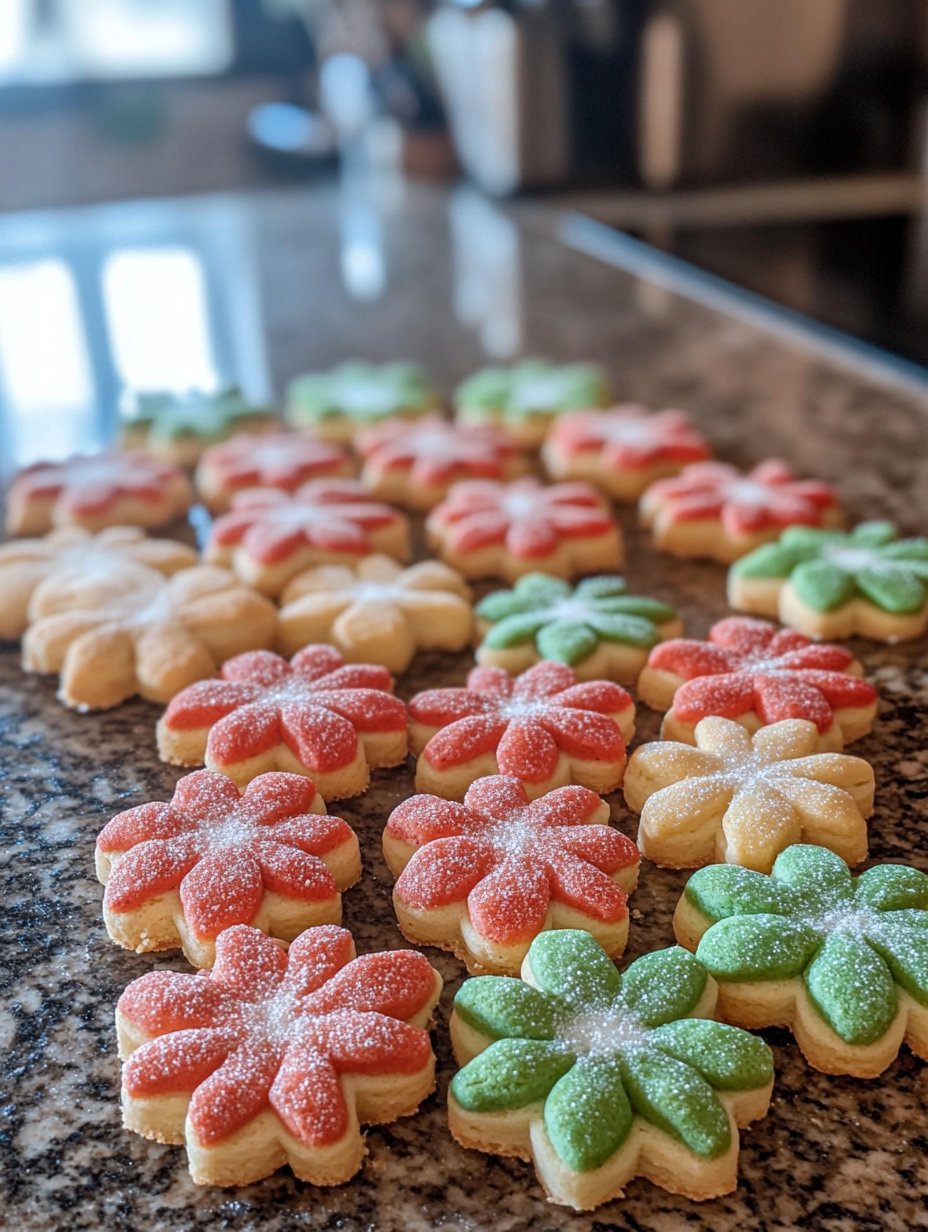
(0, 0, 927, 470)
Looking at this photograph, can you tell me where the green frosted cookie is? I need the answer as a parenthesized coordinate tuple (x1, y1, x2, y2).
(286, 361, 436, 440)
(455, 360, 611, 446)
(676, 845, 928, 1076)
(729, 522, 928, 642)
(475, 572, 680, 685)
(449, 931, 773, 1209)
(122, 386, 275, 462)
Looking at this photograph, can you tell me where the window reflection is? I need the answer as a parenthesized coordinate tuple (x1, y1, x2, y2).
(0, 258, 96, 466)
(103, 246, 218, 398)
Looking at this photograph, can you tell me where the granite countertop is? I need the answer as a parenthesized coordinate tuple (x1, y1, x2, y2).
(1, 181, 927, 1232)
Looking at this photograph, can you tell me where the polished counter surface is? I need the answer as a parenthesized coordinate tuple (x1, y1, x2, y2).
(1, 181, 927, 1232)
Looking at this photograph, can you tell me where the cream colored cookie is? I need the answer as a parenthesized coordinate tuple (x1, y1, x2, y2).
(625, 717, 874, 871)
(22, 562, 276, 710)
(277, 555, 473, 668)
(0, 526, 196, 641)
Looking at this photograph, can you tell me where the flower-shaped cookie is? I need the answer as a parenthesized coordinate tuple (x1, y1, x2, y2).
(409, 662, 636, 800)
(286, 361, 438, 443)
(454, 360, 612, 448)
(625, 717, 875, 871)
(638, 616, 878, 749)
(674, 845, 928, 1077)
(158, 645, 407, 796)
(5, 451, 194, 536)
(356, 414, 526, 510)
(640, 460, 842, 563)
(449, 931, 774, 1209)
(0, 526, 196, 641)
(426, 478, 622, 582)
(542, 406, 711, 500)
(475, 573, 681, 683)
(205, 478, 410, 596)
(121, 386, 277, 466)
(384, 775, 640, 974)
(277, 555, 473, 669)
(116, 923, 442, 1185)
(729, 521, 928, 643)
(195, 431, 354, 512)
(22, 563, 277, 711)
(96, 770, 361, 967)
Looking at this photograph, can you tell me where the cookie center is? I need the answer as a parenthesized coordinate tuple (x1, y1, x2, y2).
(724, 480, 774, 506)
(600, 418, 653, 445)
(557, 1007, 648, 1056)
(334, 380, 399, 414)
(548, 597, 596, 624)
(263, 674, 321, 704)
(511, 374, 570, 410)
(812, 903, 879, 936)
(503, 491, 544, 519)
(820, 545, 882, 573)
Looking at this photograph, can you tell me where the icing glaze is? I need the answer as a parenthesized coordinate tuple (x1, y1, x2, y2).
(648, 617, 877, 733)
(732, 522, 928, 615)
(98, 770, 356, 938)
(124, 386, 274, 442)
(684, 845, 928, 1045)
(10, 451, 187, 517)
(452, 931, 773, 1170)
(162, 645, 406, 773)
(643, 460, 838, 536)
(548, 406, 711, 469)
(388, 775, 638, 944)
(199, 432, 350, 494)
(208, 479, 405, 564)
(477, 573, 678, 663)
(429, 479, 615, 559)
(455, 361, 611, 418)
(357, 415, 521, 486)
(288, 361, 436, 424)
(118, 924, 437, 1146)
(410, 661, 633, 785)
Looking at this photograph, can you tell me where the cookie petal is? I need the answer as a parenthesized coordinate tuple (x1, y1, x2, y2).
(451, 1039, 573, 1112)
(618, 948, 708, 1026)
(544, 1056, 632, 1172)
(453, 976, 557, 1040)
(619, 1050, 731, 1159)
(651, 1019, 773, 1090)
(803, 934, 897, 1045)
(527, 929, 621, 1005)
(696, 914, 819, 981)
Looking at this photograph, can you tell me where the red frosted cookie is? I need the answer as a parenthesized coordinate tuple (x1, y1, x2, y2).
(116, 923, 442, 1186)
(408, 661, 635, 800)
(637, 616, 878, 749)
(157, 645, 408, 796)
(96, 770, 361, 968)
(356, 414, 526, 510)
(205, 478, 410, 596)
(195, 432, 354, 512)
(542, 405, 711, 500)
(384, 774, 640, 974)
(640, 460, 842, 563)
(426, 477, 622, 581)
(6, 451, 194, 536)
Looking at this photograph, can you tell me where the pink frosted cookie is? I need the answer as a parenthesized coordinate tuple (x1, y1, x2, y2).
(384, 774, 640, 974)
(637, 616, 878, 749)
(426, 478, 622, 582)
(116, 923, 442, 1186)
(408, 661, 635, 800)
(96, 770, 361, 967)
(542, 405, 711, 501)
(204, 478, 410, 596)
(157, 645, 408, 796)
(356, 414, 526, 511)
(195, 432, 354, 513)
(5, 451, 194, 536)
(640, 460, 842, 563)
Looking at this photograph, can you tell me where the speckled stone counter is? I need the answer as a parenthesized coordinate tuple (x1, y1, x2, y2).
(1, 183, 927, 1232)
